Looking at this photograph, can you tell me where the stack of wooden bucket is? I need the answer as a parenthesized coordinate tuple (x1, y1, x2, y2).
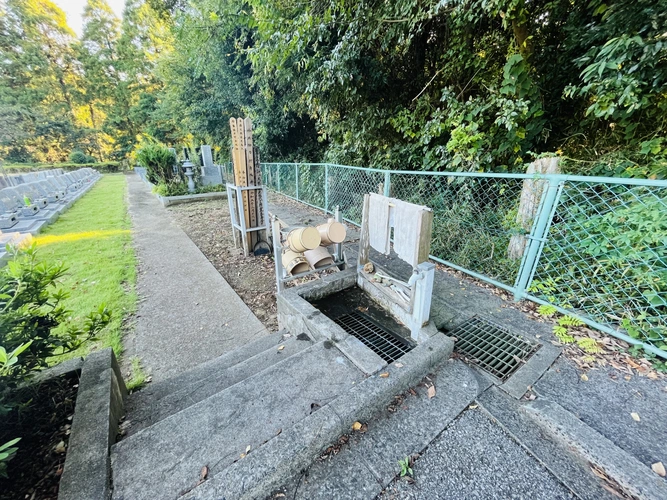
(281, 219, 347, 275)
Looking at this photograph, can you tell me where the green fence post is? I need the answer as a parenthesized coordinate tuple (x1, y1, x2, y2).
(384, 171, 391, 197)
(295, 164, 299, 201)
(514, 177, 564, 300)
(325, 164, 329, 213)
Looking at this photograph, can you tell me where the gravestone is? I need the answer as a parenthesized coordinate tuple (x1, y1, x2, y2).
(201, 145, 214, 168)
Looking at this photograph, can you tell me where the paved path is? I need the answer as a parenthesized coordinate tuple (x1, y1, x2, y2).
(125, 173, 268, 382)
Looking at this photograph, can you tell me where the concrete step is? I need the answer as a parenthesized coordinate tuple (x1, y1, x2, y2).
(477, 387, 619, 500)
(123, 332, 314, 436)
(178, 332, 454, 500)
(272, 358, 486, 499)
(110, 340, 366, 500)
(522, 398, 667, 500)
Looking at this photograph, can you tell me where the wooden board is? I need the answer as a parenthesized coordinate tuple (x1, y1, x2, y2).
(243, 117, 258, 249)
(230, 118, 251, 251)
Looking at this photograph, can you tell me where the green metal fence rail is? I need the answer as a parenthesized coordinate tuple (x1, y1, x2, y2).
(259, 162, 667, 359)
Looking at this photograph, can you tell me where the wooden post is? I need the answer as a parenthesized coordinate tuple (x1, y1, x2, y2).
(507, 157, 560, 260)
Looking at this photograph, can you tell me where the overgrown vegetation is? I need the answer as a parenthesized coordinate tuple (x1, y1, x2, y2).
(126, 356, 148, 392)
(136, 143, 178, 185)
(2, 1, 665, 176)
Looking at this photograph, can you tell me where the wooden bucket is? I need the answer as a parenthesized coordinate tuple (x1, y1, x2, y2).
(286, 226, 321, 252)
(304, 246, 335, 269)
(282, 249, 311, 275)
(317, 219, 347, 245)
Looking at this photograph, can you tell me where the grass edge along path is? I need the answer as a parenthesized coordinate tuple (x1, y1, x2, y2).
(33, 174, 137, 362)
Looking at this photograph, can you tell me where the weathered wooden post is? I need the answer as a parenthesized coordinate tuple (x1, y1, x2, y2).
(507, 157, 560, 260)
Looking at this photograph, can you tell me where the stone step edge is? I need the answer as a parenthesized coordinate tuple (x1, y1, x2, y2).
(112, 338, 327, 455)
(123, 333, 313, 436)
(179, 332, 454, 500)
(477, 386, 619, 500)
(130, 330, 291, 403)
(523, 398, 667, 500)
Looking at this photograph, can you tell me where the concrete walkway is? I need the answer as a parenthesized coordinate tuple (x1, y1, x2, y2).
(125, 173, 268, 382)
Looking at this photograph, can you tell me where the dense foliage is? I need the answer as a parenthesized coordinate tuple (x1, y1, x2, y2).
(0, 245, 111, 476)
(136, 143, 178, 184)
(0, 245, 111, 376)
(1, 0, 666, 176)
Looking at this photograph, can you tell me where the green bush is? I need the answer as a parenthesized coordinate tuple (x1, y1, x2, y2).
(0, 245, 111, 377)
(68, 150, 96, 164)
(136, 144, 177, 185)
(0, 245, 111, 478)
(152, 182, 224, 197)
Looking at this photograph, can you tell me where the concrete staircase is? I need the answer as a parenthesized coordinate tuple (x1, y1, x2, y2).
(110, 330, 454, 500)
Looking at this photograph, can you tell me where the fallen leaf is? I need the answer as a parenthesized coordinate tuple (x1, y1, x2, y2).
(352, 421, 362, 431)
(624, 375, 632, 381)
(199, 466, 209, 481)
(394, 362, 404, 368)
(631, 412, 640, 422)
(468, 404, 478, 409)
(277, 345, 285, 351)
(379, 372, 389, 378)
(54, 441, 66, 454)
(427, 385, 436, 399)
(239, 453, 246, 459)
(652, 462, 666, 477)
(581, 374, 589, 381)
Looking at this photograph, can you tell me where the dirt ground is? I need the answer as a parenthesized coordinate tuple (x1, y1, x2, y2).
(1, 374, 78, 500)
(168, 199, 279, 331)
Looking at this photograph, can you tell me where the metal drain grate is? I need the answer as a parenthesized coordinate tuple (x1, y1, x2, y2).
(334, 311, 414, 363)
(451, 316, 540, 381)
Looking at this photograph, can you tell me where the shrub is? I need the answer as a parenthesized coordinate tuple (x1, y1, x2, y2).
(0, 245, 111, 478)
(152, 182, 224, 197)
(68, 150, 96, 164)
(0, 244, 111, 377)
(136, 144, 177, 185)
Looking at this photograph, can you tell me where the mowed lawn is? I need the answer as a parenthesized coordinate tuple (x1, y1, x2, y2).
(33, 174, 137, 361)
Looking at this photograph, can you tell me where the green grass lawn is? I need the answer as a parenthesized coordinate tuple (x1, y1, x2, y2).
(34, 174, 137, 361)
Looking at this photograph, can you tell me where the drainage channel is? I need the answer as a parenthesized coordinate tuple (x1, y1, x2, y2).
(335, 311, 415, 363)
(450, 316, 540, 381)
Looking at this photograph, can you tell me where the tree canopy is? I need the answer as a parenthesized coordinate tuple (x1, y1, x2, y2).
(1, 0, 666, 176)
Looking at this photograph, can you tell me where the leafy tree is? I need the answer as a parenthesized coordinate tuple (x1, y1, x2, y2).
(0, 0, 82, 162)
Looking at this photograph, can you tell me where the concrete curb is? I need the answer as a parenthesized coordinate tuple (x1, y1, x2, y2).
(132, 169, 226, 207)
(181, 333, 454, 500)
(59, 348, 126, 500)
(30, 357, 83, 385)
(523, 398, 667, 500)
(156, 192, 227, 207)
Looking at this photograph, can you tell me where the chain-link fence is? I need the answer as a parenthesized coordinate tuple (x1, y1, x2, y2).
(260, 162, 667, 358)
